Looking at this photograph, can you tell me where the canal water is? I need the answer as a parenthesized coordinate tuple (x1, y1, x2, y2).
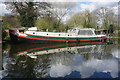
(1, 41, 120, 79)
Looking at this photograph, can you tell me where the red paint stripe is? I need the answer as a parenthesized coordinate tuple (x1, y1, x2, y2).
(80, 38, 106, 41)
(79, 42, 106, 44)
(17, 44, 68, 54)
(68, 40, 76, 41)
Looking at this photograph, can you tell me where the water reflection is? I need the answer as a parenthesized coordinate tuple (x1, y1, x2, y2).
(2, 42, 119, 78)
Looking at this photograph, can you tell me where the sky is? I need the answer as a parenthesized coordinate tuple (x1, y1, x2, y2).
(59, 1, 118, 23)
(0, 0, 119, 22)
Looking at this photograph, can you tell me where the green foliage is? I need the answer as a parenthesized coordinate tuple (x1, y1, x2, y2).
(35, 14, 66, 32)
(4, 36, 10, 39)
(11, 2, 51, 27)
(2, 15, 21, 29)
(2, 30, 8, 40)
(118, 31, 120, 45)
(118, 30, 120, 37)
(67, 10, 95, 29)
(2, 15, 21, 40)
(67, 13, 83, 28)
(64, 25, 71, 32)
(2, 22, 10, 29)
(35, 18, 53, 31)
(12, 2, 37, 27)
(57, 24, 65, 32)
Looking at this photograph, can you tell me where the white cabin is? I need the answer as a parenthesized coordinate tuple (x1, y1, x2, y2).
(24, 27, 96, 37)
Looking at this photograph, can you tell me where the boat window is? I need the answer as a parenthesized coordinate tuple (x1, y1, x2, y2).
(78, 30, 95, 35)
(72, 29, 77, 33)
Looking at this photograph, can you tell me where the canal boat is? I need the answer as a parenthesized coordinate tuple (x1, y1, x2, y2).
(9, 27, 107, 43)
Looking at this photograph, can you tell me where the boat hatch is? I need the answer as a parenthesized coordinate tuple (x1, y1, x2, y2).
(19, 30, 24, 33)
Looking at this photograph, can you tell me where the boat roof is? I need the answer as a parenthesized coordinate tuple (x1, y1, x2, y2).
(72, 27, 95, 30)
(9, 27, 27, 30)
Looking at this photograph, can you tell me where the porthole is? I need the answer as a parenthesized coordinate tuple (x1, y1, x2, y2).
(59, 34, 60, 36)
(33, 32, 35, 34)
(47, 34, 48, 35)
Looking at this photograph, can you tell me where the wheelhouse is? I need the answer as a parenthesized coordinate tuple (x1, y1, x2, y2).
(70, 28, 96, 35)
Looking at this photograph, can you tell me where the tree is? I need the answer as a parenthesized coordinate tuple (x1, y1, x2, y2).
(93, 7, 117, 30)
(35, 18, 53, 31)
(109, 24, 114, 33)
(7, 2, 51, 27)
(2, 14, 21, 40)
(50, 2, 76, 29)
(67, 10, 94, 28)
(82, 10, 94, 28)
(2, 15, 20, 29)
(67, 13, 83, 28)
(35, 10, 59, 31)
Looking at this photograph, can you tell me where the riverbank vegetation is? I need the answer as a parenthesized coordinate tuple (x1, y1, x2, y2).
(1, 2, 119, 41)
(118, 30, 120, 45)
